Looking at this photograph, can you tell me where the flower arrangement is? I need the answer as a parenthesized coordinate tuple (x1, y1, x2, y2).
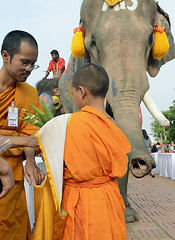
(19, 100, 54, 128)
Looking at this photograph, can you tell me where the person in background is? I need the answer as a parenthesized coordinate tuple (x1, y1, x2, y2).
(142, 129, 155, 178)
(43, 50, 65, 79)
(151, 144, 158, 153)
(170, 141, 175, 153)
(0, 30, 45, 240)
(156, 142, 162, 153)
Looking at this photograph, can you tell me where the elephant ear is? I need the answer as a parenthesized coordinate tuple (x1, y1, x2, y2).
(147, 3, 175, 77)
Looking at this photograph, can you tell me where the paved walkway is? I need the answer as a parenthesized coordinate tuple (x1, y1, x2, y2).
(126, 174, 175, 240)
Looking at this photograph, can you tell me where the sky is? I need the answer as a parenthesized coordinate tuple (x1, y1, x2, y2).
(0, 0, 174, 137)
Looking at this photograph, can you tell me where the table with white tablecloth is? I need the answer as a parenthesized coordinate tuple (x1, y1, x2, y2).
(151, 153, 175, 180)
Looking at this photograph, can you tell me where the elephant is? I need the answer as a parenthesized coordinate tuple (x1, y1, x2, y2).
(36, 78, 65, 116)
(58, 0, 175, 223)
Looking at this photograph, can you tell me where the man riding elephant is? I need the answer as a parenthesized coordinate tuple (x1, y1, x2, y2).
(42, 50, 65, 79)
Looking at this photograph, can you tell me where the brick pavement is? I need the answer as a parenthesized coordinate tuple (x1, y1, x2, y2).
(126, 174, 175, 240)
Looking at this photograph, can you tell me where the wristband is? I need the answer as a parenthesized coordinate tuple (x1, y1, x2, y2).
(0, 137, 13, 154)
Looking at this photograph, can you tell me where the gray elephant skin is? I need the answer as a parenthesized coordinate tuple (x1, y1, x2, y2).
(58, 0, 174, 222)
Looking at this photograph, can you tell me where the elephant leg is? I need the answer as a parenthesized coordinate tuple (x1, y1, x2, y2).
(117, 167, 139, 223)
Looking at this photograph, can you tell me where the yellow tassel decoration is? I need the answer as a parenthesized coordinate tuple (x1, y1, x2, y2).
(152, 24, 170, 60)
(71, 27, 86, 58)
(105, 0, 123, 6)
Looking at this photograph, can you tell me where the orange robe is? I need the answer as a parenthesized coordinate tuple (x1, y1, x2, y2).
(62, 106, 131, 240)
(0, 82, 42, 240)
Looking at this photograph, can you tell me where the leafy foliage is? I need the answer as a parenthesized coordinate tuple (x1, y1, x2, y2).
(19, 100, 54, 128)
(151, 101, 175, 142)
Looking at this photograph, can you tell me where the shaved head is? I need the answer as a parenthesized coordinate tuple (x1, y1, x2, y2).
(72, 63, 109, 98)
(1, 30, 38, 60)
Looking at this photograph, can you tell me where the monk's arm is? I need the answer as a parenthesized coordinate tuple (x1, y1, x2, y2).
(0, 134, 39, 149)
(0, 157, 14, 199)
(24, 147, 45, 185)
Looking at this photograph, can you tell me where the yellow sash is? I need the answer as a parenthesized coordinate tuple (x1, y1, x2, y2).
(53, 62, 60, 78)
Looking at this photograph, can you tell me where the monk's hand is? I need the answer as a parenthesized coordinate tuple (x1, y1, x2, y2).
(0, 158, 14, 199)
(24, 147, 45, 185)
(25, 158, 45, 185)
(26, 133, 39, 148)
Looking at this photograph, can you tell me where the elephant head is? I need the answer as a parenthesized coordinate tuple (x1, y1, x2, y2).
(59, 0, 175, 178)
(36, 78, 64, 117)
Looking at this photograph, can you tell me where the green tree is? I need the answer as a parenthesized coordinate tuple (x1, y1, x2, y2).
(151, 102, 175, 143)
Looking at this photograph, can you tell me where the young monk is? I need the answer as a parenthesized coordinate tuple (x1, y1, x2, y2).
(62, 63, 131, 239)
(34, 63, 131, 240)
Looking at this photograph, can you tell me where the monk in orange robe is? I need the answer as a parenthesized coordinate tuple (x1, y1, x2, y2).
(62, 106, 131, 240)
(61, 63, 131, 240)
(34, 63, 131, 240)
(0, 30, 45, 240)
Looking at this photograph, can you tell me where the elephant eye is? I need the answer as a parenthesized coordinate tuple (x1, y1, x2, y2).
(149, 32, 154, 46)
(90, 36, 97, 47)
(89, 36, 99, 62)
(91, 41, 96, 46)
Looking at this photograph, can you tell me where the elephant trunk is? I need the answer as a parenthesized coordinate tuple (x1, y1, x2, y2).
(114, 98, 155, 177)
(103, 61, 156, 178)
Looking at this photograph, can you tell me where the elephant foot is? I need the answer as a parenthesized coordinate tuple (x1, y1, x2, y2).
(125, 201, 139, 223)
